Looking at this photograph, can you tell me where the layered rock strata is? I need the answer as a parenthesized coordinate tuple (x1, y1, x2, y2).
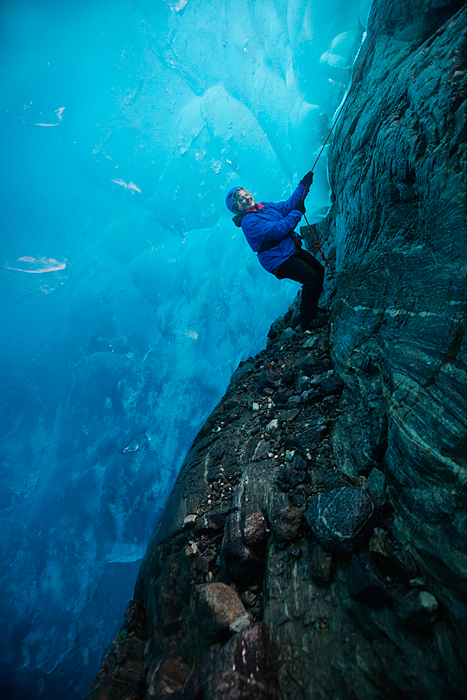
(323, 0, 467, 657)
(86, 1, 467, 698)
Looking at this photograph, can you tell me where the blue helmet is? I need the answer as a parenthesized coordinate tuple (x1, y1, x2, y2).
(226, 187, 239, 212)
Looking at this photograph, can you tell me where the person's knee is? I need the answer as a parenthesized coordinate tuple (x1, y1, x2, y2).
(302, 269, 318, 288)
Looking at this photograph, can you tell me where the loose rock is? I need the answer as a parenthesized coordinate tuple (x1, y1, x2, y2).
(303, 335, 319, 348)
(277, 464, 306, 491)
(348, 553, 392, 607)
(320, 376, 344, 397)
(243, 512, 268, 548)
(395, 590, 438, 629)
(367, 468, 388, 508)
(195, 583, 246, 642)
(388, 550, 419, 583)
(305, 487, 374, 554)
(182, 514, 198, 530)
(280, 328, 296, 342)
(195, 555, 216, 574)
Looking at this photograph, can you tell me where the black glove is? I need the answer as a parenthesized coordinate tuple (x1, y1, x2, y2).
(300, 171, 314, 187)
(294, 200, 306, 215)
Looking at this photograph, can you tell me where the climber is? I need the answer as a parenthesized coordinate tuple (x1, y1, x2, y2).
(226, 172, 327, 330)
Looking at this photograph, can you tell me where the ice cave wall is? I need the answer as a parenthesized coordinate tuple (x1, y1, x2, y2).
(84, 2, 467, 699)
(0, 1, 366, 698)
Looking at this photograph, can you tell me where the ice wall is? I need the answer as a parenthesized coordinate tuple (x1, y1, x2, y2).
(0, 0, 366, 698)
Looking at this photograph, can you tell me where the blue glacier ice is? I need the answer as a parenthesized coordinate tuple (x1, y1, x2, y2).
(0, 0, 367, 697)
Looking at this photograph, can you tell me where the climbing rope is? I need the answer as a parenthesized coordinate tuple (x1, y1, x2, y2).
(301, 0, 392, 274)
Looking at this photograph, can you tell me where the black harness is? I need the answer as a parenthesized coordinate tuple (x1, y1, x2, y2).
(258, 238, 284, 254)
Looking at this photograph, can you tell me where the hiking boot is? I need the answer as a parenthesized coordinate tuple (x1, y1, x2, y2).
(302, 312, 329, 331)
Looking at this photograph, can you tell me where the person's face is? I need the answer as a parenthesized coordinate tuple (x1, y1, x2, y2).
(234, 189, 255, 212)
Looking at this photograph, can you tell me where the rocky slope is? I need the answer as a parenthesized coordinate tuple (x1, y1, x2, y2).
(85, 309, 464, 700)
(85, 1, 467, 698)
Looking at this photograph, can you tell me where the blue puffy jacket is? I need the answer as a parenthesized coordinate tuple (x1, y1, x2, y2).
(233, 183, 306, 272)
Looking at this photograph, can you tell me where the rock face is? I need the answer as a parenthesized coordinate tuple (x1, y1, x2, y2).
(85, 1, 467, 699)
(323, 0, 467, 664)
(203, 623, 279, 700)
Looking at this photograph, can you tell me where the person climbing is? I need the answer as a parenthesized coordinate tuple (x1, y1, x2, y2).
(226, 172, 328, 330)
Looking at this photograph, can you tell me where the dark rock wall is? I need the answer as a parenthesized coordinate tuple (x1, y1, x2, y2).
(325, 0, 467, 637)
(85, 1, 467, 699)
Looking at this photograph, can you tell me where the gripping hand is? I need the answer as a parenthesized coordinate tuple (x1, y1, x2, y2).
(294, 200, 306, 215)
(300, 171, 314, 187)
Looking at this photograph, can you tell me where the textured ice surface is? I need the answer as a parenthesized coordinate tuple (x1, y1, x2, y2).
(0, 0, 364, 698)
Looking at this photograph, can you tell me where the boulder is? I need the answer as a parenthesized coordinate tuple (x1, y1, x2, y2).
(256, 370, 276, 392)
(286, 395, 301, 408)
(295, 372, 312, 393)
(302, 335, 319, 349)
(267, 318, 286, 340)
(305, 487, 374, 554)
(195, 583, 246, 642)
(195, 555, 216, 574)
(300, 390, 324, 407)
(369, 528, 392, 557)
(294, 425, 326, 451)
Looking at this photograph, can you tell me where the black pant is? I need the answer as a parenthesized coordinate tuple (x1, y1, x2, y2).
(273, 248, 324, 326)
